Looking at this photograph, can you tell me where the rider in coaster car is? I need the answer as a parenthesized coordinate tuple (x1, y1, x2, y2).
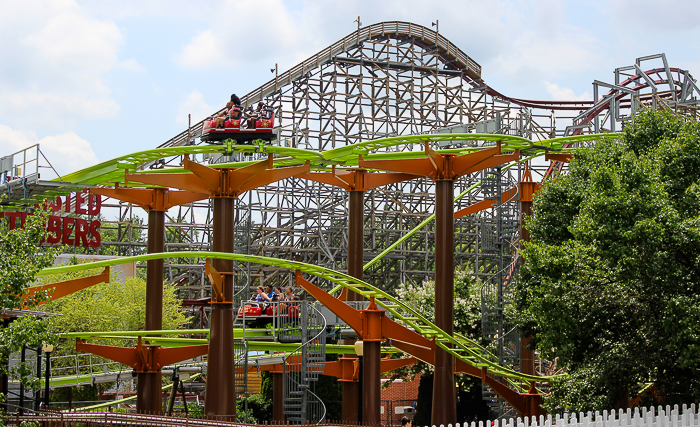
(249, 285, 271, 307)
(229, 94, 242, 120)
(266, 285, 278, 302)
(231, 94, 241, 107)
(214, 100, 233, 129)
(245, 102, 267, 129)
(260, 103, 273, 120)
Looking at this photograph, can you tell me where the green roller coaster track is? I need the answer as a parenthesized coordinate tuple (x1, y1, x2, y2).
(8, 132, 619, 206)
(13, 132, 622, 395)
(39, 251, 560, 389)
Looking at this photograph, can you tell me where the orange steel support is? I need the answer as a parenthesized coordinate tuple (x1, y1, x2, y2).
(258, 355, 414, 425)
(22, 267, 109, 308)
(359, 143, 518, 426)
(125, 155, 310, 199)
(519, 167, 542, 205)
(358, 143, 518, 182)
(205, 259, 232, 303)
(544, 152, 573, 163)
(323, 356, 416, 380)
(298, 167, 416, 193)
(124, 156, 310, 419)
(454, 187, 517, 219)
(76, 337, 208, 372)
(295, 271, 544, 418)
(90, 187, 207, 212)
(296, 270, 479, 377)
(90, 186, 208, 415)
(298, 167, 416, 424)
(481, 368, 543, 418)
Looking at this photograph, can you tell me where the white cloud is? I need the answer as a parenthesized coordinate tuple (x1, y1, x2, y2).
(177, 31, 225, 68)
(171, 0, 603, 99)
(544, 81, 591, 101)
(485, 1, 602, 87)
(0, 124, 98, 177)
(611, 0, 700, 33)
(0, 0, 125, 130)
(175, 0, 303, 69)
(118, 58, 146, 72)
(176, 90, 216, 126)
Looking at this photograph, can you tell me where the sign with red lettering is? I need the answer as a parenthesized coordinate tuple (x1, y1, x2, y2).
(5, 190, 102, 248)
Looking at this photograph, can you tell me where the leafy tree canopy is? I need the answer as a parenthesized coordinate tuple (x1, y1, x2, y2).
(392, 267, 490, 425)
(0, 207, 57, 389)
(516, 109, 700, 412)
(40, 268, 187, 356)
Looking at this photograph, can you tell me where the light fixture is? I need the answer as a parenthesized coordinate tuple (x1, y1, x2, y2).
(354, 340, 364, 356)
(42, 342, 54, 354)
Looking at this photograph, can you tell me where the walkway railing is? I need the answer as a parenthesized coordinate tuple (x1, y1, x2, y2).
(5, 403, 700, 427)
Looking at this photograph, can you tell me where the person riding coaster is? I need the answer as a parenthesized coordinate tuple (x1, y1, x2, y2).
(200, 94, 276, 144)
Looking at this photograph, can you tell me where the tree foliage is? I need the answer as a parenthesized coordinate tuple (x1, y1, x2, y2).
(516, 109, 700, 412)
(0, 207, 57, 390)
(40, 268, 187, 356)
(1, 209, 55, 310)
(392, 267, 490, 424)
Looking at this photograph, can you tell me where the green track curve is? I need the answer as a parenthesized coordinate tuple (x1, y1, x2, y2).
(24, 133, 624, 390)
(39, 251, 558, 387)
(30, 133, 620, 196)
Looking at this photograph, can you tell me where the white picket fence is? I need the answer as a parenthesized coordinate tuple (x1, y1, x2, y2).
(424, 404, 700, 427)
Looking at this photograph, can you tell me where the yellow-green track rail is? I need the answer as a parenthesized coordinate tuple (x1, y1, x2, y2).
(18, 133, 621, 390)
(6, 133, 619, 206)
(39, 252, 561, 388)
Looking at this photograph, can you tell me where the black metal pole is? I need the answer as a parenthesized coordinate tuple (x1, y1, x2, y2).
(44, 351, 51, 409)
(19, 345, 26, 415)
(35, 347, 41, 412)
(0, 319, 10, 414)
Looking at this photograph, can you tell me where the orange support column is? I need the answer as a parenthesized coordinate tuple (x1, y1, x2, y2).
(297, 168, 416, 424)
(358, 300, 384, 426)
(124, 155, 309, 419)
(273, 371, 285, 423)
(206, 196, 236, 418)
(432, 179, 456, 423)
(359, 142, 518, 426)
(91, 186, 207, 415)
(344, 188, 364, 423)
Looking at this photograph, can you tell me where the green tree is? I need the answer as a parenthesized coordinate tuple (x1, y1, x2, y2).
(392, 267, 490, 425)
(515, 109, 700, 412)
(0, 206, 57, 391)
(40, 268, 187, 356)
(37, 267, 187, 403)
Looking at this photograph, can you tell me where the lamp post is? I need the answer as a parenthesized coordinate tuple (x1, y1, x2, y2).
(354, 341, 364, 422)
(42, 342, 53, 409)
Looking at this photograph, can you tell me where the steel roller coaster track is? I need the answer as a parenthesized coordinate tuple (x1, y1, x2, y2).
(19, 133, 615, 202)
(2, 21, 697, 420)
(38, 251, 555, 387)
(29, 134, 621, 392)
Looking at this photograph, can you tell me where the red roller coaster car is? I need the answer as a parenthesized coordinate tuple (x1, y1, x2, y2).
(237, 302, 299, 327)
(201, 105, 276, 144)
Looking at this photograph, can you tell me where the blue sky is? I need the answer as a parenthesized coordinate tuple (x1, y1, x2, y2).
(0, 0, 698, 178)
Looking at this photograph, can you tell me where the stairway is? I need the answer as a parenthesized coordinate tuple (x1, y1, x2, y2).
(478, 167, 523, 416)
(282, 301, 327, 424)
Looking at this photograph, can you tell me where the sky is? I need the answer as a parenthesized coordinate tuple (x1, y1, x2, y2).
(0, 0, 698, 179)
